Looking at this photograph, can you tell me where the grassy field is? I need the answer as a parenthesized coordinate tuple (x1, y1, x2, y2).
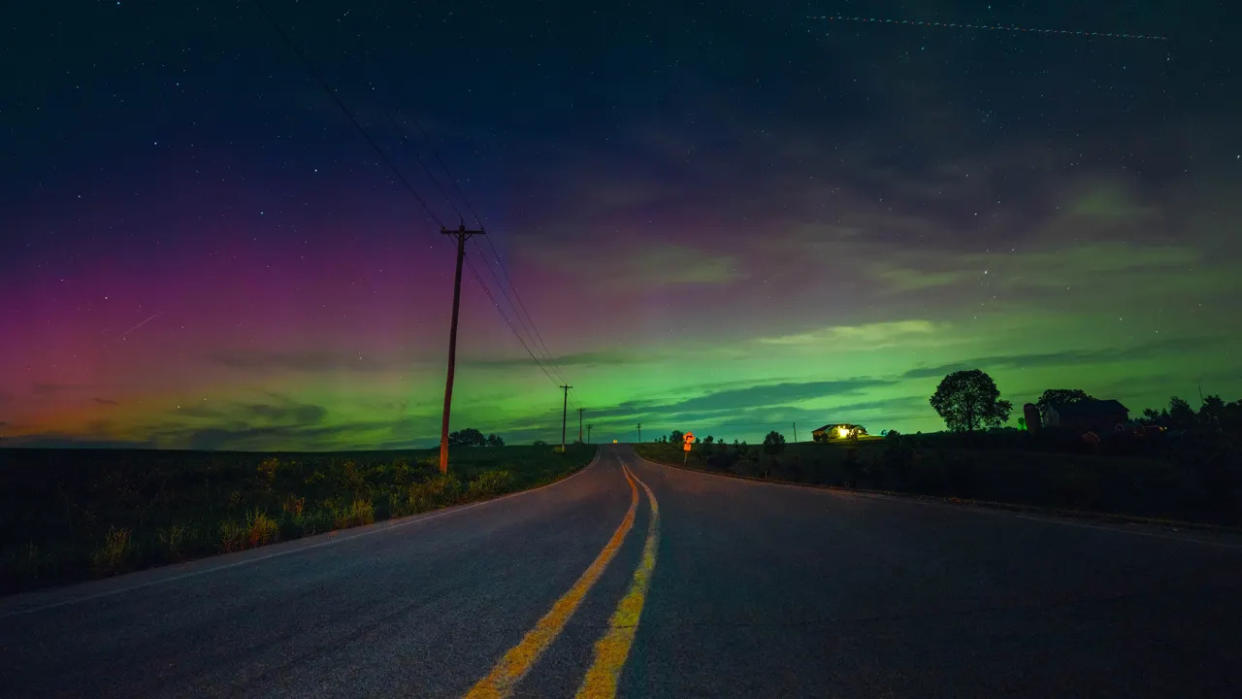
(0, 445, 596, 594)
(635, 435, 1241, 526)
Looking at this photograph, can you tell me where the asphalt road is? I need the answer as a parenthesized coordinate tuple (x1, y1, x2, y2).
(2, 445, 1240, 697)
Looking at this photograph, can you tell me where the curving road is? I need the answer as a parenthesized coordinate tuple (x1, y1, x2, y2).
(2, 445, 1240, 697)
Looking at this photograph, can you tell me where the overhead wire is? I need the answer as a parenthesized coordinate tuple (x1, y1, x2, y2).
(249, 0, 446, 229)
(254, 0, 578, 406)
(347, 13, 575, 393)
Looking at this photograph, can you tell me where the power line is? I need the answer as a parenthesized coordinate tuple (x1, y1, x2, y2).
(464, 259, 565, 389)
(476, 236, 566, 379)
(254, 1, 582, 415)
(249, 0, 447, 228)
(351, 45, 573, 391)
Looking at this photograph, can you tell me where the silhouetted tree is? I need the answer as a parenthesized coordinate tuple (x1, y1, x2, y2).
(448, 428, 486, 447)
(485, 433, 504, 447)
(1199, 395, 1226, 429)
(762, 431, 786, 454)
(1169, 396, 1196, 430)
(930, 369, 1013, 432)
(703, 435, 714, 444)
(669, 430, 684, 445)
(1036, 388, 1093, 419)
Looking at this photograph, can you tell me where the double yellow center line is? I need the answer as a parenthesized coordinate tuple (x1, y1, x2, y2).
(464, 460, 660, 699)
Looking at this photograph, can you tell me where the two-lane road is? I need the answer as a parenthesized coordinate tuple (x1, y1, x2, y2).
(3, 446, 1240, 697)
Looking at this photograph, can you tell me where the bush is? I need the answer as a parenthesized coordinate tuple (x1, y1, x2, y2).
(705, 449, 739, 471)
(219, 520, 247, 552)
(257, 457, 280, 487)
(407, 475, 463, 513)
(467, 470, 514, 499)
(763, 431, 786, 455)
(246, 509, 280, 547)
(333, 499, 375, 529)
(91, 526, 132, 574)
(156, 525, 187, 562)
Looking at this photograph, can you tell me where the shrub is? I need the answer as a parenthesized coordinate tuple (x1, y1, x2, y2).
(706, 449, 738, 471)
(257, 457, 280, 487)
(246, 509, 279, 547)
(92, 526, 132, 574)
(156, 525, 187, 561)
(408, 475, 463, 513)
(282, 495, 306, 517)
(467, 470, 514, 499)
(219, 520, 247, 552)
(763, 431, 786, 455)
(333, 499, 375, 529)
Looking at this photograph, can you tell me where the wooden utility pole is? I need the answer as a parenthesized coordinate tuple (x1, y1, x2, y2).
(587, 424, 593, 444)
(577, 407, 584, 444)
(560, 385, 572, 452)
(438, 224, 485, 474)
(637, 423, 642, 443)
(793, 422, 798, 443)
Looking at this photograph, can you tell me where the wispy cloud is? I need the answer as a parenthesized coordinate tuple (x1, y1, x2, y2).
(901, 336, 1229, 379)
(212, 350, 415, 373)
(756, 320, 943, 349)
(467, 349, 665, 368)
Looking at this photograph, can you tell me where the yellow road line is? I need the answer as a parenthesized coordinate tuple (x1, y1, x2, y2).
(576, 464, 661, 699)
(464, 463, 639, 699)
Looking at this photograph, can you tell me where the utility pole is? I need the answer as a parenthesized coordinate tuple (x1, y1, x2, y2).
(578, 407, 584, 444)
(560, 385, 572, 452)
(793, 422, 798, 443)
(587, 424, 593, 444)
(438, 223, 485, 474)
(637, 423, 642, 443)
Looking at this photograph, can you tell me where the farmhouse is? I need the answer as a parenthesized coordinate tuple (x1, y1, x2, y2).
(812, 423, 867, 442)
(1044, 399, 1129, 433)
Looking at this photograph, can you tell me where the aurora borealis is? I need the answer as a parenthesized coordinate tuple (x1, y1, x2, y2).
(3, 2, 1240, 449)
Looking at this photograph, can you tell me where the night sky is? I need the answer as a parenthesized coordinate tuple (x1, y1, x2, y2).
(3, 1, 1240, 449)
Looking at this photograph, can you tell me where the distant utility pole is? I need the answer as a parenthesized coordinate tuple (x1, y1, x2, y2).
(578, 407, 584, 444)
(587, 424, 594, 444)
(438, 223, 485, 474)
(560, 385, 573, 452)
(793, 422, 798, 443)
(637, 423, 642, 443)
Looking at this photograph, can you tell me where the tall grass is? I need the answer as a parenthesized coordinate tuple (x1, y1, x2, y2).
(1, 445, 596, 593)
(91, 527, 132, 575)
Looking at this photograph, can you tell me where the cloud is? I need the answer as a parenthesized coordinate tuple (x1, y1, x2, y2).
(469, 349, 664, 368)
(901, 336, 1229, 379)
(155, 416, 419, 451)
(32, 383, 86, 396)
(244, 402, 327, 424)
(212, 350, 412, 373)
(1067, 179, 1154, 220)
(176, 396, 329, 427)
(583, 378, 893, 422)
(625, 245, 744, 286)
(0, 433, 155, 449)
(93, 397, 119, 406)
(756, 320, 942, 349)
